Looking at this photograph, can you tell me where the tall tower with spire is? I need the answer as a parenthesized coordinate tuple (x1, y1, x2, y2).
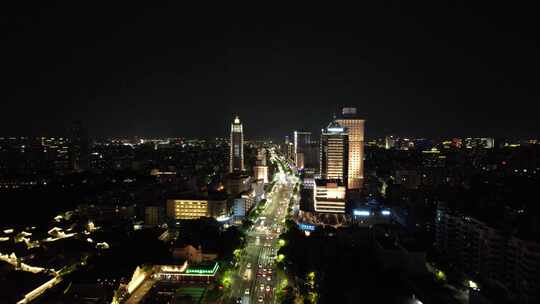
(229, 116, 244, 173)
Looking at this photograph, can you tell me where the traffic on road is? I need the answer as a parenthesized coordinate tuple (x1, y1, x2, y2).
(230, 151, 299, 304)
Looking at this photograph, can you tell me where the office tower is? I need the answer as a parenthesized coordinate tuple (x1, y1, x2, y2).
(294, 131, 311, 170)
(313, 179, 347, 213)
(69, 121, 89, 172)
(320, 121, 349, 184)
(229, 116, 244, 173)
(335, 107, 365, 189)
(304, 140, 320, 173)
(282, 136, 290, 159)
(255, 148, 266, 166)
(253, 148, 269, 183)
(300, 173, 316, 212)
(233, 192, 256, 220)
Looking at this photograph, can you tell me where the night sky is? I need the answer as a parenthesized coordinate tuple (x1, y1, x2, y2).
(2, 2, 539, 140)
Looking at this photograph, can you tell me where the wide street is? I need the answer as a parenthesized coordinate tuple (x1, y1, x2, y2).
(229, 151, 298, 304)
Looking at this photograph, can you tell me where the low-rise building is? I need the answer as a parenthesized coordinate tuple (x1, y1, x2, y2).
(166, 193, 228, 220)
(314, 179, 346, 213)
(154, 261, 219, 283)
(172, 245, 218, 263)
(435, 203, 540, 302)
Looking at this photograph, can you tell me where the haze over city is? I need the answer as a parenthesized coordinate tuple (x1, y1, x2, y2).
(2, 2, 540, 139)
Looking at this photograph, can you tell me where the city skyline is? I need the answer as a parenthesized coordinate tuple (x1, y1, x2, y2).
(2, 3, 540, 303)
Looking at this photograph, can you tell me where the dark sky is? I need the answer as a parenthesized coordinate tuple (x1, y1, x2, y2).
(1, 2, 539, 140)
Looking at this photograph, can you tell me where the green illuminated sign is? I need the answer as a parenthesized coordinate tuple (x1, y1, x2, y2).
(184, 263, 219, 276)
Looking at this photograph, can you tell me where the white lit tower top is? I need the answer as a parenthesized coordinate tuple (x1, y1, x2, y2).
(320, 121, 349, 183)
(230, 116, 244, 173)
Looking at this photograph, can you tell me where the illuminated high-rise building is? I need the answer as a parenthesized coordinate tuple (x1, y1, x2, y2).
(294, 131, 311, 170)
(335, 107, 365, 189)
(253, 148, 268, 183)
(282, 136, 294, 162)
(320, 121, 348, 184)
(229, 116, 244, 173)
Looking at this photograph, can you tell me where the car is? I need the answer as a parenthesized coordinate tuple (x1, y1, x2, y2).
(266, 285, 271, 292)
(245, 288, 250, 295)
(258, 296, 264, 302)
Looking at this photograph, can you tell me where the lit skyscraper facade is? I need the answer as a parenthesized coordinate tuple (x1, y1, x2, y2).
(253, 148, 268, 183)
(320, 122, 349, 184)
(335, 107, 365, 189)
(294, 131, 311, 170)
(229, 116, 244, 173)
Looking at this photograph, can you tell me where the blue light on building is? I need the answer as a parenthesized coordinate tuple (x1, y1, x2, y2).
(298, 223, 316, 231)
(353, 210, 371, 217)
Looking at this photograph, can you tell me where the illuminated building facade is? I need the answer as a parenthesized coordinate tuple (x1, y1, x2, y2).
(335, 107, 365, 189)
(229, 116, 244, 173)
(282, 136, 294, 162)
(233, 192, 255, 218)
(255, 148, 266, 166)
(300, 173, 316, 212)
(294, 131, 311, 169)
(463, 137, 495, 149)
(224, 173, 251, 195)
(385, 136, 396, 149)
(313, 179, 346, 213)
(320, 122, 349, 184)
(253, 165, 268, 183)
(154, 261, 219, 282)
(253, 148, 268, 183)
(166, 198, 227, 220)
